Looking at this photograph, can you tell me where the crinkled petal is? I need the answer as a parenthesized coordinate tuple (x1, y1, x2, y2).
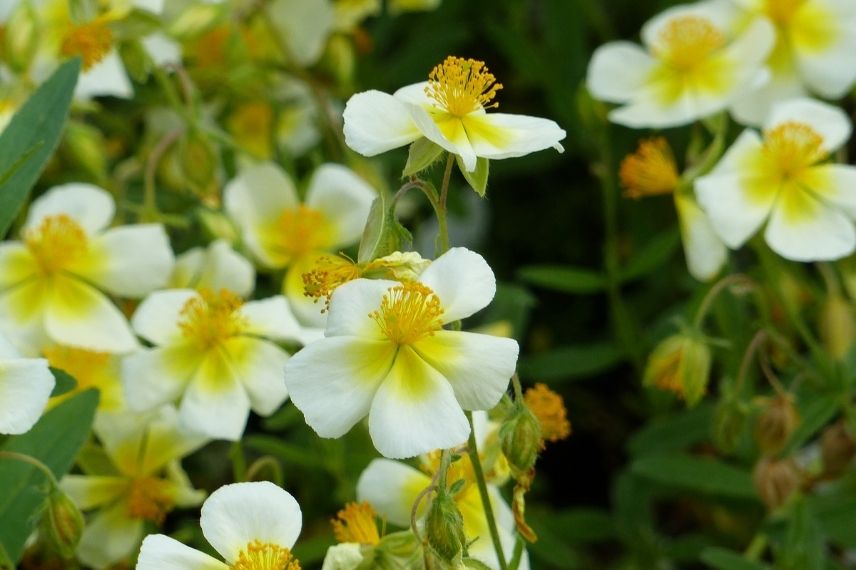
(225, 337, 289, 416)
(356, 458, 431, 527)
(461, 112, 566, 160)
(764, 98, 852, 153)
(179, 350, 250, 441)
(131, 289, 197, 346)
(25, 183, 115, 235)
(0, 357, 54, 434)
(343, 90, 422, 156)
(305, 164, 376, 248)
(586, 42, 656, 103)
(765, 190, 856, 261)
(137, 534, 229, 570)
(325, 278, 398, 339)
(418, 247, 496, 323)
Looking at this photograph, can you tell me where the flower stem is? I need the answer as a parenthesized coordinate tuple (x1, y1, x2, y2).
(0, 451, 59, 489)
(692, 274, 754, 330)
(142, 127, 183, 222)
(466, 411, 507, 570)
(435, 154, 455, 257)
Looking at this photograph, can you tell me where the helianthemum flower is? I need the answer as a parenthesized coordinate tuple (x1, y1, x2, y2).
(44, 345, 124, 412)
(728, 0, 856, 125)
(122, 288, 303, 440)
(0, 332, 54, 435)
(137, 481, 303, 570)
(0, 183, 174, 354)
(284, 247, 519, 459)
(695, 98, 856, 261)
(224, 162, 375, 327)
(61, 406, 207, 569)
(169, 239, 256, 298)
(587, 1, 775, 128)
(343, 55, 566, 172)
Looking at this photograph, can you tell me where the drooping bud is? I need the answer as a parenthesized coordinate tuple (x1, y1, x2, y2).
(424, 491, 466, 562)
(41, 488, 85, 559)
(711, 392, 750, 454)
(821, 420, 856, 479)
(755, 394, 799, 456)
(643, 332, 711, 407)
(753, 457, 801, 510)
(819, 293, 856, 361)
(4, 3, 39, 73)
(178, 130, 219, 194)
(500, 403, 542, 477)
(619, 137, 680, 199)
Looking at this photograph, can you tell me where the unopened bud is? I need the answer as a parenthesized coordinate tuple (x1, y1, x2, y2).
(644, 332, 711, 407)
(5, 3, 39, 73)
(753, 457, 800, 510)
(41, 489, 84, 558)
(196, 208, 240, 244)
(755, 394, 799, 456)
(169, 4, 223, 39)
(425, 492, 465, 562)
(819, 294, 856, 361)
(63, 122, 107, 181)
(500, 404, 542, 477)
(821, 421, 856, 479)
(711, 394, 749, 454)
(178, 131, 218, 191)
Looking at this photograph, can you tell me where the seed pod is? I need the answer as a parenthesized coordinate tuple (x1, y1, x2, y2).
(753, 457, 800, 510)
(821, 420, 856, 479)
(755, 394, 799, 456)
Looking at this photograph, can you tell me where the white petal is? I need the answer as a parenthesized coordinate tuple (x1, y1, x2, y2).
(0, 281, 51, 355)
(413, 330, 518, 410)
(179, 350, 251, 441)
(45, 276, 139, 353)
(76, 50, 134, 99)
(641, 0, 737, 48)
(122, 345, 200, 413)
(393, 81, 435, 107)
(284, 336, 395, 438)
(816, 165, 856, 218)
(343, 90, 422, 156)
(133, 0, 165, 13)
(356, 458, 431, 527)
(78, 225, 174, 297)
(418, 247, 496, 323)
(407, 105, 477, 171)
(268, 0, 334, 66)
(25, 183, 115, 235)
(368, 346, 470, 459)
(143, 33, 182, 67)
(131, 289, 197, 346)
(765, 191, 856, 261)
(325, 278, 397, 339)
(283, 256, 328, 328)
(794, 7, 856, 98)
(461, 112, 566, 160)
(170, 247, 205, 289)
(730, 72, 806, 127)
(305, 164, 376, 248)
(321, 543, 364, 570)
(0, 357, 54, 434)
(586, 42, 656, 103)
(0, 243, 37, 290)
(675, 193, 728, 281)
(61, 475, 128, 510)
(139, 405, 210, 473)
(0, 333, 19, 359)
(76, 502, 143, 569)
(199, 240, 255, 297)
(225, 337, 289, 416)
(239, 296, 303, 342)
(764, 98, 852, 153)
(137, 534, 228, 570)
(201, 481, 302, 563)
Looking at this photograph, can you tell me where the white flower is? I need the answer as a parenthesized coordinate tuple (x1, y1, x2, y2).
(728, 0, 856, 125)
(284, 247, 519, 459)
(170, 239, 255, 298)
(224, 162, 375, 327)
(0, 333, 54, 435)
(61, 406, 207, 569)
(0, 183, 174, 354)
(696, 98, 856, 261)
(587, 0, 775, 128)
(137, 481, 303, 570)
(122, 289, 303, 440)
(343, 56, 566, 172)
(322, 542, 364, 570)
(675, 193, 728, 281)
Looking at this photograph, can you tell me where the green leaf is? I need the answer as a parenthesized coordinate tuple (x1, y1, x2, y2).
(630, 454, 756, 499)
(403, 139, 444, 176)
(517, 265, 607, 294)
(779, 497, 826, 570)
(628, 404, 715, 457)
(357, 194, 412, 264)
(621, 228, 681, 282)
(48, 368, 77, 397)
(812, 490, 856, 548)
(518, 342, 622, 381)
(701, 547, 769, 570)
(243, 435, 327, 469)
(0, 58, 80, 238)
(0, 389, 98, 563)
(782, 393, 840, 456)
(456, 155, 489, 197)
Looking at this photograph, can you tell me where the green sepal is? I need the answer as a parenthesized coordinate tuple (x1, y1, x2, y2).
(403, 138, 444, 177)
(357, 194, 412, 263)
(455, 156, 489, 197)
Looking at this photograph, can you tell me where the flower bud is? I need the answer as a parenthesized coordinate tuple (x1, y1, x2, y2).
(178, 131, 219, 191)
(711, 394, 749, 454)
(819, 293, 856, 361)
(500, 404, 542, 477)
(63, 121, 108, 181)
(643, 332, 711, 407)
(321, 543, 363, 570)
(4, 3, 39, 74)
(41, 488, 84, 559)
(821, 420, 856, 479)
(425, 492, 465, 562)
(169, 4, 223, 39)
(753, 457, 800, 510)
(754, 394, 799, 456)
(197, 208, 240, 244)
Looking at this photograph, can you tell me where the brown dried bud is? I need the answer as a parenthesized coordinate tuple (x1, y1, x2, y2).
(753, 457, 801, 510)
(821, 421, 856, 479)
(755, 394, 799, 456)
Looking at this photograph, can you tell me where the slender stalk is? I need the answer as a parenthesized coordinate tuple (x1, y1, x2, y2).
(744, 532, 768, 561)
(0, 451, 59, 488)
(508, 536, 525, 570)
(466, 411, 507, 570)
(142, 127, 183, 222)
(692, 274, 754, 329)
(435, 154, 455, 256)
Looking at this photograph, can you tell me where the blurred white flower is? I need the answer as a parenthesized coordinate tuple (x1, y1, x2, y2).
(0, 333, 54, 435)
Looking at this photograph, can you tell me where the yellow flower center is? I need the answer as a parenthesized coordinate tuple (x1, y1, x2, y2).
(277, 205, 332, 259)
(126, 476, 174, 524)
(424, 450, 478, 496)
(24, 215, 88, 275)
(655, 16, 726, 70)
(762, 121, 827, 181)
(425, 56, 503, 117)
(43, 346, 122, 410)
(60, 20, 113, 71)
(302, 255, 362, 312)
(619, 137, 680, 199)
(178, 289, 247, 349)
(331, 502, 381, 545)
(231, 541, 300, 570)
(524, 383, 572, 443)
(370, 282, 443, 345)
(765, 0, 806, 24)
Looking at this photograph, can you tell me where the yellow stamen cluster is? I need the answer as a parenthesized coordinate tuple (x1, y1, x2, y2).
(765, 0, 805, 25)
(331, 502, 381, 545)
(178, 289, 247, 349)
(24, 214, 88, 275)
(425, 56, 503, 117)
(302, 255, 362, 311)
(370, 282, 443, 345)
(278, 205, 331, 259)
(60, 20, 113, 71)
(126, 476, 174, 524)
(656, 16, 726, 70)
(619, 137, 680, 199)
(524, 383, 571, 443)
(762, 121, 827, 181)
(231, 541, 300, 570)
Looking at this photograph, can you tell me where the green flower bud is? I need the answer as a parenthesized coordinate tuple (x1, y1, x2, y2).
(819, 293, 856, 361)
(500, 403, 542, 477)
(643, 332, 711, 407)
(425, 492, 465, 562)
(5, 3, 39, 74)
(41, 488, 84, 559)
(178, 131, 219, 192)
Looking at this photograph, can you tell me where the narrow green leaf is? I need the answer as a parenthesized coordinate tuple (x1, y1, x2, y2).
(518, 265, 607, 294)
(782, 393, 840, 456)
(0, 58, 80, 237)
(779, 497, 826, 570)
(630, 454, 755, 499)
(701, 547, 769, 570)
(812, 492, 856, 548)
(456, 155, 489, 197)
(243, 435, 327, 469)
(628, 404, 715, 457)
(0, 389, 98, 563)
(518, 342, 622, 381)
(621, 228, 681, 282)
(48, 368, 77, 397)
(403, 138, 444, 176)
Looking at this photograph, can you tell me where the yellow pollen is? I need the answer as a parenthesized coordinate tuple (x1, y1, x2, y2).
(231, 541, 300, 570)
(331, 502, 381, 545)
(60, 20, 113, 71)
(302, 255, 362, 312)
(370, 282, 443, 345)
(43, 345, 122, 410)
(655, 16, 726, 70)
(762, 121, 827, 181)
(423, 450, 477, 496)
(765, 0, 806, 24)
(126, 476, 174, 524)
(24, 215, 88, 275)
(425, 56, 503, 117)
(178, 289, 247, 349)
(619, 138, 680, 199)
(524, 383, 572, 443)
(278, 205, 331, 259)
